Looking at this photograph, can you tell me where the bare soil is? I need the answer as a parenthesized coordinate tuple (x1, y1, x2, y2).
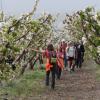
(2, 61, 100, 100)
(25, 61, 100, 100)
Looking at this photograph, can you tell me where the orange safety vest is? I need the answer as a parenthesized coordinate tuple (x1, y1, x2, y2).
(45, 58, 53, 72)
(45, 50, 56, 72)
(57, 58, 64, 69)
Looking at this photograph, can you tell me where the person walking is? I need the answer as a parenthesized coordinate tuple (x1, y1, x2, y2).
(56, 47, 64, 79)
(76, 41, 85, 68)
(60, 39, 67, 69)
(66, 41, 76, 72)
(32, 43, 57, 89)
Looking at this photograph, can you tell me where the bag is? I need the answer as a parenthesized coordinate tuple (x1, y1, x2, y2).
(51, 57, 57, 63)
(47, 51, 57, 64)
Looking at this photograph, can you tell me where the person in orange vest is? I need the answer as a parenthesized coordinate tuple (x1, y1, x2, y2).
(56, 47, 64, 79)
(45, 44, 57, 89)
(32, 44, 57, 89)
(59, 39, 67, 69)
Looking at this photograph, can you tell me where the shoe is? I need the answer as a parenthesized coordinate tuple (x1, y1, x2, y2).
(71, 68, 75, 72)
(51, 85, 55, 90)
(68, 68, 71, 72)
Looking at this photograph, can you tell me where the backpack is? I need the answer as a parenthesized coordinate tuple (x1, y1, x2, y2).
(47, 51, 57, 64)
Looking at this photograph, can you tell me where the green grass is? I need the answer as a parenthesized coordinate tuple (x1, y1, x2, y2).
(95, 65, 100, 80)
(0, 70, 45, 99)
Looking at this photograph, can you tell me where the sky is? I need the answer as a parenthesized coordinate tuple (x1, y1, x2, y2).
(1, 0, 100, 16)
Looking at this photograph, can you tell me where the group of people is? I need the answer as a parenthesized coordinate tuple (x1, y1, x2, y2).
(32, 39, 85, 89)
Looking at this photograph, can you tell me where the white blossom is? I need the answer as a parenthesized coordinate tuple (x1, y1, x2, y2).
(82, 36, 87, 44)
(97, 46, 100, 56)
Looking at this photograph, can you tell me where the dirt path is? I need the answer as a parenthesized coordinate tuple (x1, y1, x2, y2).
(25, 61, 100, 100)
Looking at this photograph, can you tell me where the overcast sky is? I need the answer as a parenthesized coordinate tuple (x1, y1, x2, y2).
(1, 0, 100, 16)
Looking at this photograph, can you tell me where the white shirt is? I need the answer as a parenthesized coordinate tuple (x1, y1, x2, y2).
(66, 46, 75, 57)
